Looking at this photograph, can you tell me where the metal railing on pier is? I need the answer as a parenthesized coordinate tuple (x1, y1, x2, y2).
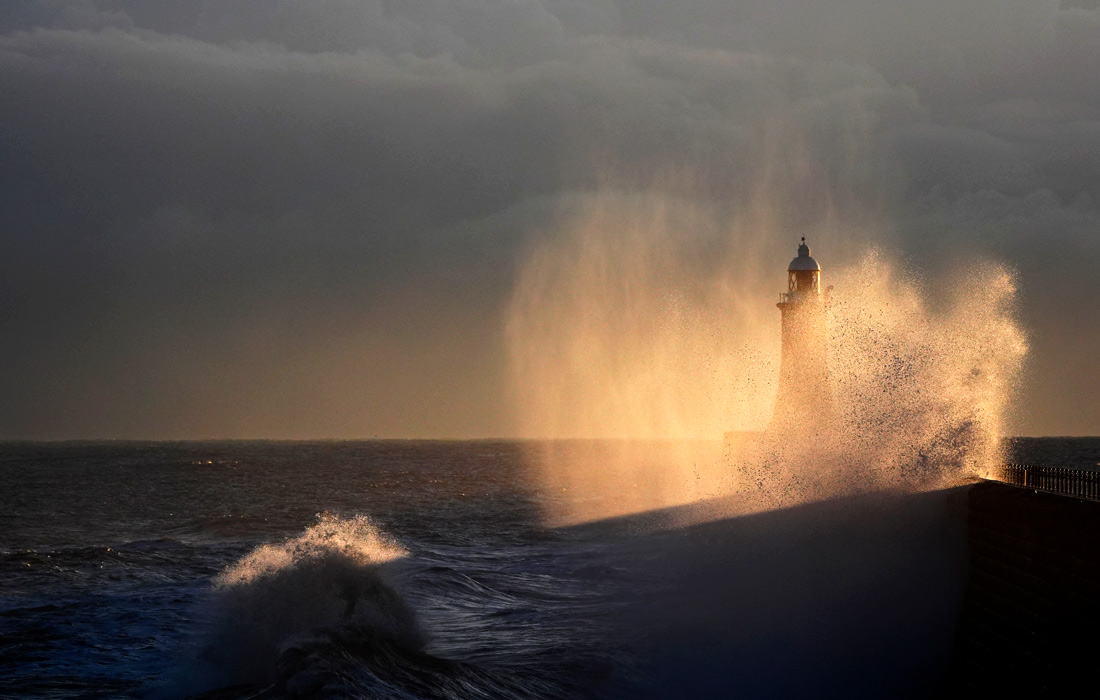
(993, 463, 1100, 501)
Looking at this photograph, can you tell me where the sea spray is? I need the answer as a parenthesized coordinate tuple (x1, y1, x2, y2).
(823, 254, 1025, 487)
(736, 253, 1027, 506)
(507, 190, 782, 523)
(178, 513, 423, 692)
(508, 193, 1027, 522)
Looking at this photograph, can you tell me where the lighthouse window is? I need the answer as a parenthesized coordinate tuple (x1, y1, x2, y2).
(788, 270, 820, 294)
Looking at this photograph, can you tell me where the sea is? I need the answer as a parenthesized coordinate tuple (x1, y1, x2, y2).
(1, 437, 1096, 699)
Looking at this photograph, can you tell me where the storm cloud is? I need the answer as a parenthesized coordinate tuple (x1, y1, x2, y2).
(1, 0, 1098, 437)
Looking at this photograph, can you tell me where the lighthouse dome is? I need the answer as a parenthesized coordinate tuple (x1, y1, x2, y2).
(788, 239, 821, 271)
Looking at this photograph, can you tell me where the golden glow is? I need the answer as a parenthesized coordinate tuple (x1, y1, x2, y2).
(507, 179, 1027, 525)
(506, 183, 783, 523)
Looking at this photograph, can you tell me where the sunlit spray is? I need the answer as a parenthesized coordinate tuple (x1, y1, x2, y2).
(507, 186, 1026, 524)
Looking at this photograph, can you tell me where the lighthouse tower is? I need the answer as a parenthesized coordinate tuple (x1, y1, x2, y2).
(772, 238, 832, 430)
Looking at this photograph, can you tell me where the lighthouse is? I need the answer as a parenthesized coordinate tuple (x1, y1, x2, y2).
(772, 238, 832, 430)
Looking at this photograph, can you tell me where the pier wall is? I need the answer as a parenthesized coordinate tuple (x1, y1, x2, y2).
(945, 480, 1100, 696)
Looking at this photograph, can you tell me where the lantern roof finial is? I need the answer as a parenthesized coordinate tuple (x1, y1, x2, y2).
(789, 238, 820, 271)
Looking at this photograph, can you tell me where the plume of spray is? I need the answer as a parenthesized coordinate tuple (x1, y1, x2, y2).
(739, 252, 1027, 507)
(507, 175, 1027, 525)
(507, 182, 779, 523)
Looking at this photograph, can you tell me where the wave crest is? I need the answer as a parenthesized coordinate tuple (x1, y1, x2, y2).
(184, 514, 423, 692)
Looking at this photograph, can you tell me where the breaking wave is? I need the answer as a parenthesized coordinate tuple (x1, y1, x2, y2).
(166, 513, 424, 696)
(159, 513, 607, 700)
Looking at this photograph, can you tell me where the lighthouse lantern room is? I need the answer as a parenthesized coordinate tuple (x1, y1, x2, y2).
(786, 238, 821, 297)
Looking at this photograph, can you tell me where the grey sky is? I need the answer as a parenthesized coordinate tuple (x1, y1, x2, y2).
(1, 0, 1098, 437)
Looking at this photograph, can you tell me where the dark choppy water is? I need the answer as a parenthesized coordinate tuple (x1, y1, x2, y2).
(0, 441, 636, 699)
(1005, 436, 1100, 471)
(1, 438, 1096, 699)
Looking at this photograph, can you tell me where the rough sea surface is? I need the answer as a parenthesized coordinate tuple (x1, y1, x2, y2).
(1, 439, 1095, 699)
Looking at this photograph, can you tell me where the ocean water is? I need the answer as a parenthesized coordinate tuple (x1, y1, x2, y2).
(0, 441, 639, 700)
(1, 438, 1096, 699)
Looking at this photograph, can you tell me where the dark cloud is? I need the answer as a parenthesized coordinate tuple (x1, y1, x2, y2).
(1, 0, 1098, 436)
